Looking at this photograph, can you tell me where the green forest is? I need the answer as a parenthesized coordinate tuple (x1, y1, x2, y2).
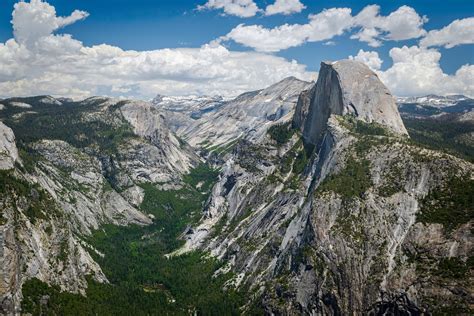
(402, 116, 474, 162)
(21, 164, 260, 315)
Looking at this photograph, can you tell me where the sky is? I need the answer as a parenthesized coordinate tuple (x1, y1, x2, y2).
(0, 0, 473, 100)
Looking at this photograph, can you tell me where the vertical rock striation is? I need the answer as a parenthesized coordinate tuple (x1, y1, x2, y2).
(295, 60, 408, 146)
(0, 122, 18, 170)
(183, 59, 472, 314)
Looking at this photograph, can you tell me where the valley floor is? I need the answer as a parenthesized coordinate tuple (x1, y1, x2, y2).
(20, 165, 261, 315)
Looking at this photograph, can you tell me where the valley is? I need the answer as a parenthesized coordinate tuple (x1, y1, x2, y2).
(0, 60, 473, 315)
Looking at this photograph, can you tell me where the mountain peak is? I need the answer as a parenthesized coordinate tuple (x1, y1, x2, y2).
(296, 59, 407, 146)
(267, 76, 309, 88)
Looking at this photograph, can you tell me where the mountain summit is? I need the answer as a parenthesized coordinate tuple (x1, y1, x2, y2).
(295, 60, 407, 146)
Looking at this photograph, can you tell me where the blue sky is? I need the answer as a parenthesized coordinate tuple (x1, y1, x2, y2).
(0, 0, 472, 99)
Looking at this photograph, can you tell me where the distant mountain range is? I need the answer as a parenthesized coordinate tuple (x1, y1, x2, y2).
(396, 94, 474, 117)
(396, 94, 470, 107)
(151, 91, 474, 122)
(151, 94, 229, 119)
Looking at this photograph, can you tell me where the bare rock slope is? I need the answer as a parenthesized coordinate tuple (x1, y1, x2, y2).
(180, 77, 313, 149)
(0, 123, 18, 170)
(0, 97, 199, 314)
(182, 60, 473, 314)
(296, 60, 407, 146)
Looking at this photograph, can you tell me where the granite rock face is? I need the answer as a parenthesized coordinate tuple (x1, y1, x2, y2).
(292, 87, 313, 133)
(0, 96, 199, 314)
(297, 60, 408, 146)
(0, 122, 18, 170)
(179, 60, 472, 314)
(179, 77, 313, 149)
(183, 115, 473, 314)
(120, 100, 199, 182)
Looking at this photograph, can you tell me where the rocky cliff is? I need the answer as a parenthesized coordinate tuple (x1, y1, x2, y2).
(0, 96, 199, 314)
(295, 60, 407, 146)
(181, 60, 473, 314)
(0, 60, 472, 314)
(178, 77, 313, 150)
(0, 123, 18, 170)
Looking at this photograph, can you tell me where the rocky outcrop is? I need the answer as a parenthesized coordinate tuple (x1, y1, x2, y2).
(0, 96, 202, 314)
(120, 101, 198, 178)
(179, 60, 472, 314)
(292, 88, 313, 133)
(187, 115, 472, 314)
(33, 139, 152, 233)
(0, 122, 18, 170)
(180, 76, 312, 149)
(296, 60, 407, 146)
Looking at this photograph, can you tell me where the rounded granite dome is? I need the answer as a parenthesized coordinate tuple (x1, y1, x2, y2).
(299, 59, 408, 146)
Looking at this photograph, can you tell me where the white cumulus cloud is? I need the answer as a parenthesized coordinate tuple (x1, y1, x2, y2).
(265, 0, 306, 16)
(420, 17, 474, 48)
(0, 0, 315, 100)
(378, 46, 473, 97)
(349, 49, 383, 70)
(12, 0, 88, 48)
(197, 0, 260, 18)
(221, 5, 428, 52)
(351, 5, 427, 47)
(220, 8, 353, 52)
(346, 46, 473, 97)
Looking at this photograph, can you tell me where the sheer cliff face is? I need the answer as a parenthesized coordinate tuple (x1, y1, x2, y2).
(0, 97, 199, 313)
(0, 123, 18, 170)
(296, 60, 407, 146)
(182, 61, 472, 314)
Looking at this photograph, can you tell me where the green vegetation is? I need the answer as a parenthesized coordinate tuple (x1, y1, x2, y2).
(339, 116, 389, 137)
(23, 273, 240, 316)
(403, 116, 474, 162)
(267, 122, 295, 146)
(138, 183, 206, 251)
(183, 163, 220, 192)
(0, 170, 30, 196)
(17, 144, 41, 173)
(378, 163, 405, 197)
(317, 157, 372, 199)
(417, 176, 474, 233)
(0, 98, 138, 171)
(21, 164, 256, 315)
(292, 148, 310, 175)
(353, 119, 388, 136)
(435, 257, 473, 279)
(0, 170, 58, 224)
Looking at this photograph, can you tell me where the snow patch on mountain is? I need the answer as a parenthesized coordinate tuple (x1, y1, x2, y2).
(396, 94, 470, 107)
